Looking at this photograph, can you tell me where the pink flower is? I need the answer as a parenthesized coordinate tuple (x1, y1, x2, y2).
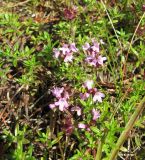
(64, 52, 73, 62)
(52, 42, 79, 63)
(92, 108, 100, 121)
(78, 123, 86, 129)
(91, 50, 98, 57)
(71, 106, 81, 116)
(93, 91, 105, 102)
(53, 48, 60, 58)
(80, 92, 90, 100)
(96, 56, 107, 66)
(84, 80, 94, 90)
(85, 56, 97, 67)
(51, 87, 64, 99)
(82, 42, 90, 51)
(70, 43, 78, 52)
(55, 98, 69, 111)
(91, 41, 100, 53)
(86, 55, 106, 67)
(60, 44, 70, 55)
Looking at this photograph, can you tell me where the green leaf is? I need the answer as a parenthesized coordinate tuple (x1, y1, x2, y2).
(90, 126, 102, 137)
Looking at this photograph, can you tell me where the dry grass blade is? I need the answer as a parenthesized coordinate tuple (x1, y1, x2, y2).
(110, 96, 145, 160)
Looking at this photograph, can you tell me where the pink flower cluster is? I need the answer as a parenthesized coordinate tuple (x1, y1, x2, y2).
(53, 43, 78, 63)
(53, 39, 106, 68)
(82, 39, 106, 67)
(49, 87, 70, 111)
(78, 80, 104, 129)
(49, 80, 104, 132)
(51, 39, 107, 134)
(80, 80, 105, 103)
(49, 87, 82, 115)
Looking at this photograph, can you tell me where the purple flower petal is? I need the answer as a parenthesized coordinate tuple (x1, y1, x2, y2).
(91, 39, 100, 52)
(82, 42, 90, 51)
(85, 56, 93, 62)
(91, 50, 98, 57)
(91, 43, 99, 52)
(85, 56, 97, 67)
(92, 108, 100, 121)
(93, 92, 105, 102)
(78, 123, 86, 129)
(97, 56, 107, 66)
(80, 92, 90, 100)
(64, 52, 73, 62)
(51, 87, 64, 99)
(60, 44, 70, 55)
(70, 43, 78, 52)
(55, 98, 69, 111)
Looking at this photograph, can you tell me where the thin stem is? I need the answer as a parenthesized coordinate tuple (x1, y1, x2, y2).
(123, 12, 145, 77)
(64, 136, 69, 159)
(110, 86, 131, 121)
(128, 12, 145, 54)
(100, 0, 123, 51)
(110, 96, 145, 160)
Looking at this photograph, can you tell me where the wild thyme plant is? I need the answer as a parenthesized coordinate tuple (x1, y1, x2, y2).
(1, 1, 145, 160)
(48, 39, 107, 159)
